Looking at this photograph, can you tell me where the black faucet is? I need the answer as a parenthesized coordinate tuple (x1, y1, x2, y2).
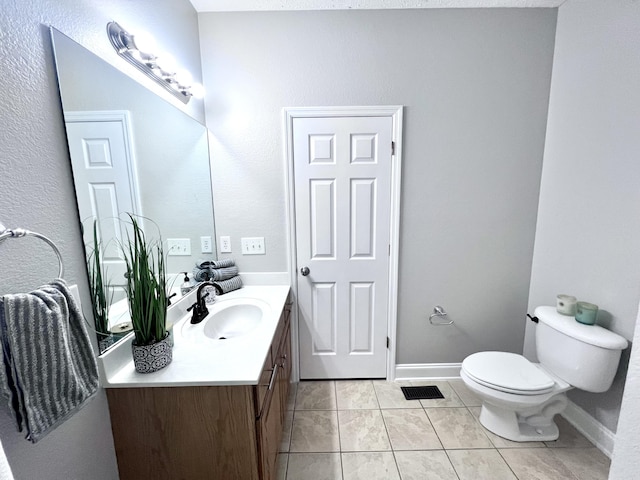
(186, 282, 214, 324)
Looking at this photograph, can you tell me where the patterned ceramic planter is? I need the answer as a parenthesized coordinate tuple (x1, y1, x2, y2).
(131, 333, 173, 374)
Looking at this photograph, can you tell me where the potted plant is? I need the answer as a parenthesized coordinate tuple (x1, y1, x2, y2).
(86, 220, 113, 353)
(121, 214, 171, 373)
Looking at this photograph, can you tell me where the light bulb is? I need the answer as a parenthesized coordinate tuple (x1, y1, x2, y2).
(175, 69, 193, 87)
(155, 53, 177, 75)
(190, 83, 205, 99)
(132, 31, 156, 55)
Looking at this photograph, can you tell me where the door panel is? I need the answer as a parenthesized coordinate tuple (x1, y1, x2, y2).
(309, 180, 336, 259)
(294, 116, 392, 379)
(311, 283, 337, 355)
(350, 282, 374, 354)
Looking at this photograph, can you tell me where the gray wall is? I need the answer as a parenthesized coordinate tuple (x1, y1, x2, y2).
(525, 0, 640, 433)
(0, 0, 203, 478)
(199, 9, 557, 363)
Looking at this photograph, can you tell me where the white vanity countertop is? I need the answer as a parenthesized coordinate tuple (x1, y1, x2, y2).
(98, 285, 290, 388)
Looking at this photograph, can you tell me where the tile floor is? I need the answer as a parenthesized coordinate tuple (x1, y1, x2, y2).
(276, 379, 610, 480)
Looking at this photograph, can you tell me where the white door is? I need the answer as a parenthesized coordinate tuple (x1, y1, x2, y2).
(294, 115, 393, 379)
(65, 112, 140, 289)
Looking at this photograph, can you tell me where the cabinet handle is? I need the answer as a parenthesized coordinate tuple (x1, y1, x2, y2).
(268, 364, 279, 391)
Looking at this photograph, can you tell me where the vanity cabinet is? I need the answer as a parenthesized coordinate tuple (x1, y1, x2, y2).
(256, 302, 291, 479)
(106, 303, 292, 480)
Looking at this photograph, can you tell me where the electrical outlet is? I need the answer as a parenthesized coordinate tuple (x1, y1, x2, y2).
(200, 236, 212, 253)
(167, 238, 191, 256)
(241, 237, 265, 255)
(220, 236, 231, 253)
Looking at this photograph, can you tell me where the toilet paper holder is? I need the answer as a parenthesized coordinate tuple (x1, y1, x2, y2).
(429, 306, 454, 326)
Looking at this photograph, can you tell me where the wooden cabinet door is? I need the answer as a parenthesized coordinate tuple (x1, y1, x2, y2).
(257, 364, 283, 480)
(278, 323, 292, 421)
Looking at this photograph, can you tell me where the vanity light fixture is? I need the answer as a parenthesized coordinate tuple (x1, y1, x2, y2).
(107, 21, 204, 104)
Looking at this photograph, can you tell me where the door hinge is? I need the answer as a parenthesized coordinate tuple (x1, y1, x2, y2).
(387, 336, 390, 349)
(388, 244, 391, 256)
(391, 141, 395, 156)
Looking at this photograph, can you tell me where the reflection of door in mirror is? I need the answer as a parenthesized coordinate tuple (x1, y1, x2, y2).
(50, 27, 217, 354)
(66, 112, 140, 301)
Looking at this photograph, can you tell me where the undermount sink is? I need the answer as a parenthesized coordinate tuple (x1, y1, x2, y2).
(204, 303, 263, 340)
(181, 298, 270, 342)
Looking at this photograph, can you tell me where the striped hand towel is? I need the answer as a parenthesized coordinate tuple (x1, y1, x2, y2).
(192, 267, 211, 282)
(0, 279, 98, 443)
(209, 265, 239, 282)
(196, 258, 235, 269)
(213, 276, 243, 295)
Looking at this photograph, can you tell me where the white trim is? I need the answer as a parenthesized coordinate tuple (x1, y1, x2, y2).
(239, 271, 290, 286)
(395, 363, 463, 380)
(283, 109, 299, 381)
(283, 106, 403, 382)
(386, 108, 403, 381)
(63, 110, 143, 220)
(561, 399, 616, 458)
(191, 0, 565, 13)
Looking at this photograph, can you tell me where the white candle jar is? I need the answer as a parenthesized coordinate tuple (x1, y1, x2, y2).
(556, 294, 577, 315)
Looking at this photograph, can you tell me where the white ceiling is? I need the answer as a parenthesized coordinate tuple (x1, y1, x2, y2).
(190, 0, 565, 12)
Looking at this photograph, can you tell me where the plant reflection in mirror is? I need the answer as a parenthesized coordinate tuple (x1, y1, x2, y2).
(86, 219, 113, 349)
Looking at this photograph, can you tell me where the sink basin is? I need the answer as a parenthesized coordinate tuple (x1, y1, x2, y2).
(204, 303, 263, 340)
(181, 298, 270, 342)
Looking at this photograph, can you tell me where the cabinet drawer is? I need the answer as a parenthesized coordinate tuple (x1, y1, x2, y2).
(271, 314, 285, 361)
(254, 348, 273, 417)
(271, 303, 292, 360)
(256, 363, 283, 480)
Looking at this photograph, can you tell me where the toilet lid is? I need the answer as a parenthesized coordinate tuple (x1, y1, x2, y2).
(462, 352, 556, 395)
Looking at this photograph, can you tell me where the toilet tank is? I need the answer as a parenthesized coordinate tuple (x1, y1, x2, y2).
(534, 306, 628, 392)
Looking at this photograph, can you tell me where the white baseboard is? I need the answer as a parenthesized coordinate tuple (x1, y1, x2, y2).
(395, 363, 462, 380)
(394, 363, 615, 458)
(561, 399, 616, 458)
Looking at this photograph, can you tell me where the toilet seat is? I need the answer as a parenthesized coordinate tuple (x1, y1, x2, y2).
(462, 352, 556, 395)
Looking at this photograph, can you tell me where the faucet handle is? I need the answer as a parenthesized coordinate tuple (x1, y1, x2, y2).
(187, 299, 209, 325)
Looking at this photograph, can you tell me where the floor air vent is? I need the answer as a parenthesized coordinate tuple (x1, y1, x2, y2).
(400, 385, 444, 401)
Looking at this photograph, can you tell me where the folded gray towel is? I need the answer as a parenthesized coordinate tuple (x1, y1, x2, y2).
(192, 267, 211, 282)
(196, 258, 235, 269)
(209, 265, 239, 282)
(0, 279, 99, 443)
(213, 276, 243, 295)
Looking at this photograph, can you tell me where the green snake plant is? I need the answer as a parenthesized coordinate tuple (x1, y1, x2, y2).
(121, 214, 168, 346)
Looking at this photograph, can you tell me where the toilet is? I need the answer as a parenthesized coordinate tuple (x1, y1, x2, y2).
(460, 306, 628, 442)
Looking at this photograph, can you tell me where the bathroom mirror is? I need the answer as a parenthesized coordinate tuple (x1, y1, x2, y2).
(50, 27, 216, 353)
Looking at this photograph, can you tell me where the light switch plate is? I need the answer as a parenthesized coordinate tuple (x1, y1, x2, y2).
(220, 236, 231, 253)
(241, 237, 265, 255)
(200, 236, 212, 253)
(167, 238, 191, 256)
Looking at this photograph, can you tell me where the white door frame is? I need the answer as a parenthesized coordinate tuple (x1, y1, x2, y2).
(283, 106, 403, 382)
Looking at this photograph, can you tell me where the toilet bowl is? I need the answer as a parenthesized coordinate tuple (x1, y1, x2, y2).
(461, 306, 628, 442)
(461, 352, 571, 441)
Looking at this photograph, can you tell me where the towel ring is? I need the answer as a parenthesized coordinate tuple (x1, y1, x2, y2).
(429, 305, 454, 326)
(0, 223, 65, 278)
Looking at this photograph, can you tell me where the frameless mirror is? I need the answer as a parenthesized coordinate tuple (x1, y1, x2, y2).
(50, 27, 216, 353)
